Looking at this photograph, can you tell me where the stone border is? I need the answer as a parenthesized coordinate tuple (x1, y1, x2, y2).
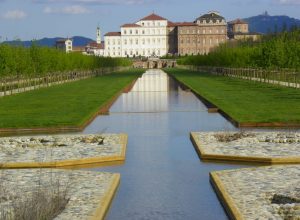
(90, 173, 120, 220)
(210, 172, 243, 220)
(169, 71, 300, 128)
(190, 132, 300, 164)
(0, 76, 140, 135)
(0, 134, 127, 169)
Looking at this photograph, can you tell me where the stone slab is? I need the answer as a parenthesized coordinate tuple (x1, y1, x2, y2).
(0, 169, 120, 220)
(191, 132, 300, 164)
(0, 133, 127, 168)
(210, 165, 300, 220)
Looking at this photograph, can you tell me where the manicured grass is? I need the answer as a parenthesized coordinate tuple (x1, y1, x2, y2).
(0, 69, 144, 128)
(165, 68, 300, 124)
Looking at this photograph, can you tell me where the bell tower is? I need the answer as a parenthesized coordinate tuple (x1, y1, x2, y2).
(96, 26, 101, 44)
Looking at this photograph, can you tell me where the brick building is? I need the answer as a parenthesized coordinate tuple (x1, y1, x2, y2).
(177, 11, 227, 55)
(228, 19, 261, 41)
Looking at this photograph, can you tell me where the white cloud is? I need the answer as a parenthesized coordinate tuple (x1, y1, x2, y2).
(2, 10, 27, 20)
(276, 0, 300, 4)
(44, 5, 90, 14)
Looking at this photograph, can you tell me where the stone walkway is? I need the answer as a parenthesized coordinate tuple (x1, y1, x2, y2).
(191, 132, 300, 163)
(211, 165, 300, 220)
(0, 169, 120, 220)
(0, 133, 127, 168)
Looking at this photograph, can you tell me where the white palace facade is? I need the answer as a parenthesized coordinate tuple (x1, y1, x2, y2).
(104, 13, 171, 58)
(91, 12, 228, 58)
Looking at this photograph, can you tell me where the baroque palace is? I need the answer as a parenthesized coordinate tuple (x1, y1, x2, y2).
(84, 11, 257, 58)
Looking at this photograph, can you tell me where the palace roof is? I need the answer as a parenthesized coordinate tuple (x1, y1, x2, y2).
(104, 32, 121, 37)
(195, 11, 225, 23)
(121, 23, 141, 28)
(140, 13, 167, 21)
(228, 19, 248, 25)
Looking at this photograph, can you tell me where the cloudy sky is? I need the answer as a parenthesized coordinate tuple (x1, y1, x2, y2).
(0, 0, 300, 41)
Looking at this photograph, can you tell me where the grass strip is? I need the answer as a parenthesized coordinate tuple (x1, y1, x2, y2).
(0, 69, 143, 128)
(165, 68, 300, 124)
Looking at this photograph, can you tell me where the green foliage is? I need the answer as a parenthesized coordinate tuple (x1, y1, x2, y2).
(178, 29, 300, 70)
(0, 44, 132, 78)
(0, 69, 144, 128)
(166, 68, 300, 123)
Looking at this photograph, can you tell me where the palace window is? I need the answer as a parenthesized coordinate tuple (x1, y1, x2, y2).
(130, 30, 132, 34)
(136, 30, 138, 34)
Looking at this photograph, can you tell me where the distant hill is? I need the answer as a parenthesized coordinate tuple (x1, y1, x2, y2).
(244, 12, 300, 34)
(3, 36, 93, 47)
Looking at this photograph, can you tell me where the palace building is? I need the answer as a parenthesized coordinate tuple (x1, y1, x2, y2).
(177, 11, 227, 55)
(96, 12, 228, 57)
(228, 19, 261, 41)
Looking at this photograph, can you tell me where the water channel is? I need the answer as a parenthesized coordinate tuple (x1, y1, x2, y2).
(83, 69, 250, 220)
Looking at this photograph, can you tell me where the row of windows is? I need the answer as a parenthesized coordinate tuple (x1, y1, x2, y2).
(179, 49, 210, 55)
(180, 28, 225, 34)
(125, 49, 161, 56)
(179, 38, 225, 45)
(123, 29, 165, 35)
(107, 49, 163, 56)
(107, 38, 166, 45)
(196, 19, 225, 24)
(140, 21, 163, 27)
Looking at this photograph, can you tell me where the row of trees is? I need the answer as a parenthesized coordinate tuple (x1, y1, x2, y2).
(177, 29, 300, 70)
(0, 44, 132, 77)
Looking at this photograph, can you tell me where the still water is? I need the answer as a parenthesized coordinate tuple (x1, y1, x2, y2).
(83, 69, 250, 220)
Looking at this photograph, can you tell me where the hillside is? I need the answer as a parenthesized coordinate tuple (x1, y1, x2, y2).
(244, 12, 300, 34)
(2, 36, 93, 47)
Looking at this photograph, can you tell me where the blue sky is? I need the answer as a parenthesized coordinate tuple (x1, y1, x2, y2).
(0, 0, 300, 41)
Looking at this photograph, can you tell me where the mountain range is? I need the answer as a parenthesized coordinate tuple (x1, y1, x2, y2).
(3, 36, 93, 47)
(2, 12, 300, 47)
(244, 11, 300, 33)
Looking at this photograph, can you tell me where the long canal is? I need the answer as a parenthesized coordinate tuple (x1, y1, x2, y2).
(83, 69, 249, 220)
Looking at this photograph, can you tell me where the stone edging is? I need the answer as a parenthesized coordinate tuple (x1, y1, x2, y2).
(0, 75, 140, 135)
(190, 132, 300, 164)
(0, 134, 128, 169)
(169, 71, 300, 128)
(90, 173, 120, 220)
(210, 172, 243, 220)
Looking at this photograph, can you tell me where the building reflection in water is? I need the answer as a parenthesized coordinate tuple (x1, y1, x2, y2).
(111, 69, 169, 113)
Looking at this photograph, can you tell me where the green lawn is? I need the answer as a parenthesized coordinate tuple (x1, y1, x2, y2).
(165, 68, 300, 124)
(0, 69, 144, 128)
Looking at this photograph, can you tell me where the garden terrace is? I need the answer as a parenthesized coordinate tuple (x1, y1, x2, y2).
(165, 68, 300, 127)
(0, 69, 144, 132)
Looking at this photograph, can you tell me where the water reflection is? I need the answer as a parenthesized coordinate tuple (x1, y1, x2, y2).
(83, 69, 249, 220)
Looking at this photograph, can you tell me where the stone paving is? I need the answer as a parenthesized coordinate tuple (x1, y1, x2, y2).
(191, 132, 300, 162)
(0, 169, 119, 220)
(211, 165, 300, 220)
(0, 134, 126, 166)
